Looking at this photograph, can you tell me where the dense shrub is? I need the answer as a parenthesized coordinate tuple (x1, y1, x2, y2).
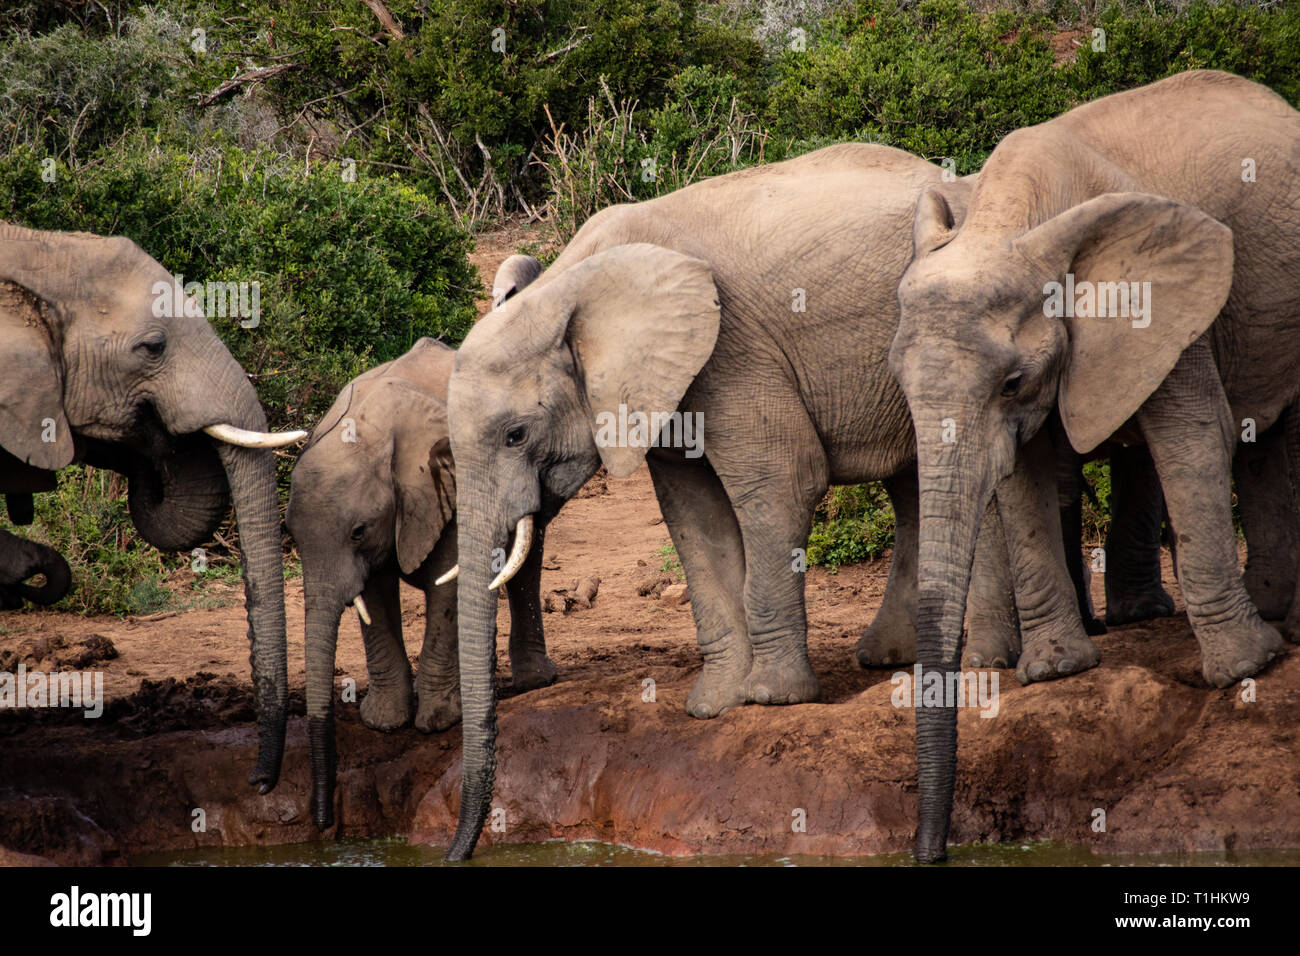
(807, 484, 896, 571)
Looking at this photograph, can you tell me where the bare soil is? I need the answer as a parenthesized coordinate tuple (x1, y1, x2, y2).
(0, 224, 1296, 864)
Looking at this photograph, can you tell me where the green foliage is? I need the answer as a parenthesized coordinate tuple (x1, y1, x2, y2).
(807, 484, 896, 571)
(658, 543, 685, 580)
(0, 7, 202, 162)
(1081, 460, 1112, 544)
(767, 0, 1072, 172)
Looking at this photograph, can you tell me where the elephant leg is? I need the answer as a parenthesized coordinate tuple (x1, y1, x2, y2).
(504, 520, 557, 691)
(1054, 432, 1106, 636)
(647, 448, 751, 719)
(856, 469, 918, 667)
(711, 414, 825, 707)
(1136, 343, 1282, 686)
(1235, 421, 1299, 624)
(357, 566, 414, 731)
(964, 500, 1021, 668)
(997, 426, 1101, 684)
(1105, 444, 1176, 625)
(414, 530, 461, 733)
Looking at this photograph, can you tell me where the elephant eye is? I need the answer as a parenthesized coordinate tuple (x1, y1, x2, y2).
(350, 524, 366, 542)
(504, 426, 526, 447)
(136, 333, 166, 358)
(1000, 374, 1023, 397)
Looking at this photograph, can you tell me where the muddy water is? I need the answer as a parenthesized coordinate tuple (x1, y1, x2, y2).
(132, 840, 1300, 867)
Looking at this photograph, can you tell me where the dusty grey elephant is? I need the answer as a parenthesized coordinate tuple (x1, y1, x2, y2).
(440, 143, 1019, 860)
(0, 526, 70, 608)
(0, 224, 304, 790)
(891, 70, 1300, 862)
(286, 337, 553, 829)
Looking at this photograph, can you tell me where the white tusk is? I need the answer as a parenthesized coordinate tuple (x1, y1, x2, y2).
(435, 565, 459, 586)
(352, 595, 372, 626)
(488, 515, 533, 591)
(204, 423, 309, 449)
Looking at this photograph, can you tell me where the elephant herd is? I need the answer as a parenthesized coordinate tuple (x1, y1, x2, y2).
(2, 70, 1298, 863)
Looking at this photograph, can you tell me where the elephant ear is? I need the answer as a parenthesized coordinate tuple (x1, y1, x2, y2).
(492, 254, 543, 310)
(1013, 192, 1234, 454)
(392, 389, 455, 575)
(551, 243, 721, 478)
(911, 179, 974, 257)
(0, 282, 74, 469)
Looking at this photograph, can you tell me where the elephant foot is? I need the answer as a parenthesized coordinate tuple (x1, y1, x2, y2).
(686, 661, 748, 719)
(1105, 587, 1176, 626)
(741, 654, 821, 707)
(414, 682, 462, 733)
(1015, 630, 1100, 685)
(964, 616, 1020, 669)
(855, 620, 915, 668)
(359, 683, 414, 731)
(1194, 614, 1284, 688)
(510, 654, 558, 692)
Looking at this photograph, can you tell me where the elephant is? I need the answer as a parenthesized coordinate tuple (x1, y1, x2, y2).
(434, 141, 1119, 859)
(286, 337, 553, 829)
(889, 70, 1300, 862)
(0, 224, 304, 790)
(0, 527, 70, 609)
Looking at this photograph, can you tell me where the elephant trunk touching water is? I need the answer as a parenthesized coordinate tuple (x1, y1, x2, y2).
(287, 338, 553, 831)
(893, 70, 1300, 862)
(0, 224, 302, 789)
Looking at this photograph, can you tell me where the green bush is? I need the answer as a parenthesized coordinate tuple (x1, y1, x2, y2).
(766, 0, 1072, 172)
(807, 484, 896, 571)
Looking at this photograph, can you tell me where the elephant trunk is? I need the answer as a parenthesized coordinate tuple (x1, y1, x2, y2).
(127, 434, 230, 552)
(215, 436, 288, 792)
(147, 333, 291, 792)
(303, 576, 345, 829)
(445, 502, 504, 862)
(17, 547, 71, 606)
(911, 413, 995, 864)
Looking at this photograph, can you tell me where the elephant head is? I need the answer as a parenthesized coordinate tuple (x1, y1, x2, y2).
(442, 243, 720, 860)
(287, 339, 457, 829)
(0, 223, 306, 790)
(890, 187, 1233, 861)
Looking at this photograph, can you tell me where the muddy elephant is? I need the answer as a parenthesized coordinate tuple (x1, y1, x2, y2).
(0, 527, 70, 609)
(438, 143, 1016, 860)
(286, 337, 553, 829)
(890, 70, 1300, 862)
(0, 224, 304, 790)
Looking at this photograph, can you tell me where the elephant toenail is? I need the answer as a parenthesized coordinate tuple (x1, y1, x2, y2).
(970, 655, 984, 667)
(1028, 662, 1049, 680)
(1058, 659, 1076, 674)
(1232, 660, 1256, 679)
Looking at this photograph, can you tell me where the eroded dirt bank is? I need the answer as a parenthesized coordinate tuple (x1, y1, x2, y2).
(1, 466, 1297, 865)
